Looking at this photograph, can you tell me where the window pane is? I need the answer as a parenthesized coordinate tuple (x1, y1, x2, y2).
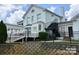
(27, 17, 30, 24)
(39, 24, 41, 31)
(32, 16, 34, 22)
(37, 13, 41, 20)
(31, 9, 34, 12)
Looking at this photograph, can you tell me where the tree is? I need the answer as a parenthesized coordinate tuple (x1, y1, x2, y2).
(0, 20, 7, 44)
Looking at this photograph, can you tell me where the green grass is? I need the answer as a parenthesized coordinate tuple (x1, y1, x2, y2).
(45, 40, 79, 45)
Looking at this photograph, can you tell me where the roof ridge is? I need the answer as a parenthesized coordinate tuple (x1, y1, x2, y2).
(23, 4, 63, 19)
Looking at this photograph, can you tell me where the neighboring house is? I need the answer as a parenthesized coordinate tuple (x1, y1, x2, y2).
(58, 14, 79, 40)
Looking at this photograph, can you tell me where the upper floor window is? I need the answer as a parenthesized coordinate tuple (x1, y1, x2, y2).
(37, 13, 41, 20)
(51, 14, 54, 17)
(31, 9, 34, 13)
(27, 17, 30, 24)
(32, 16, 34, 22)
(54, 18, 58, 22)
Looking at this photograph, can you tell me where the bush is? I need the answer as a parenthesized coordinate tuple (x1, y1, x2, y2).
(0, 21, 7, 44)
(39, 32, 48, 41)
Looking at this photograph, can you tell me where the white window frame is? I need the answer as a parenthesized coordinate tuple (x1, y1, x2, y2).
(37, 13, 41, 20)
(38, 24, 42, 31)
(27, 17, 30, 24)
(32, 16, 34, 22)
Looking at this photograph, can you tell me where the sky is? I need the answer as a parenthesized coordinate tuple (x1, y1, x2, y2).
(0, 4, 79, 24)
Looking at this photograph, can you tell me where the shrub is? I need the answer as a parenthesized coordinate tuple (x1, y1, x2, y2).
(39, 32, 48, 41)
(0, 20, 7, 44)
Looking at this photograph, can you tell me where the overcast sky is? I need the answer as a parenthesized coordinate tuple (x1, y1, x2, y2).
(0, 4, 79, 24)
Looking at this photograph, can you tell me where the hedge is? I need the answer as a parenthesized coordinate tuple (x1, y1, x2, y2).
(39, 32, 48, 41)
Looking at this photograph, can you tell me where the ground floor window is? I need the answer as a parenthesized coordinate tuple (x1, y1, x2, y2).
(38, 24, 41, 31)
(33, 26, 37, 32)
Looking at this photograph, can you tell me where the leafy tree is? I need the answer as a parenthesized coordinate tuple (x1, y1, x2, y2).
(0, 20, 7, 44)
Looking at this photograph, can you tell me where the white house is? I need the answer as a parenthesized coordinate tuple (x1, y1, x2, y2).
(5, 4, 79, 43)
(58, 14, 79, 40)
(23, 4, 79, 40)
(23, 5, 64, 38)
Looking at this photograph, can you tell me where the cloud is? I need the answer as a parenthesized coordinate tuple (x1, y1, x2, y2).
(6, 9, 25, 24)
(65, 4, 79, 21)
(47, 6, 56, 12)
(0, 4, 26, 24)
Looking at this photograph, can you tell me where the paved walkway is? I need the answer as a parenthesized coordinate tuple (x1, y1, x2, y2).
(41, 40, 64, 42)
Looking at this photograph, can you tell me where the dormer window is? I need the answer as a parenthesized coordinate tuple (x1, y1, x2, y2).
(31, 9, 34, 13)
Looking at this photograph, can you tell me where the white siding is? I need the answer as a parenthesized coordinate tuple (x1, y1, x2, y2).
(45, 12, 61, 23)
(45, 11, 61, 28)
(58, 22, 73, 38)
(23, 6, 46, 26)
(6, 24, 24, 37)
(73, 18, 79, 39)
(31, 22, 45, 37)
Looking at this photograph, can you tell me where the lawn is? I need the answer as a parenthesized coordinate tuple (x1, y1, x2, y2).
(44, 40, 79, 45)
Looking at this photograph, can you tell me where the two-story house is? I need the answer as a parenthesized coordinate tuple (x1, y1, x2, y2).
(23, 5, 64, 38)
(5, 4, 79, 43)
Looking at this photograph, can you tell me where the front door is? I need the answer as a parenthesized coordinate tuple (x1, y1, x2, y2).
(68, 27, 73, 37)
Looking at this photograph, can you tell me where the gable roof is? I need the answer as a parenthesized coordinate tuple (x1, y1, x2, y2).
(71, 14, 79, 21)
(5, 23, 23, 27)
(17, 20, 23, 24)
(23, 4, 63, 19)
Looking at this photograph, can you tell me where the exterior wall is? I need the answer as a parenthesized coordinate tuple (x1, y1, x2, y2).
(23, 6, 63, 38)
(73, 18, 79, 40)
(58, 22, 73, 39)
(23, 6, 46, 26)
(45, 12, 61, 23)
(6, 23, 24, 37)
(45, 11, 61, 28)
(31, 22, 45, 37)
(58, 20, 79, 40)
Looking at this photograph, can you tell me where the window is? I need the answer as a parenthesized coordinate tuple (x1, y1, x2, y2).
(8, 29, 10, 31)
(31, 9, 34, 13)
(27, 17, 30, 24)
(51, 14, 54, 17)
(37, 13, 41, 20)
(38, 24, 41, 31)
(32, 16, 34, 22)
(54, 19, 58, 22)
(33, 26, 37, 31)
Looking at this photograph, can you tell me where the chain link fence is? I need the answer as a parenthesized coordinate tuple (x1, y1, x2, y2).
(0, 41, 79, 55)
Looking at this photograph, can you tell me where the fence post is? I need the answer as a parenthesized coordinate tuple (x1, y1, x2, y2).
(22, 39, 24, 44)
(9, 29, 13, 43)
(70, 37, 71, 44)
